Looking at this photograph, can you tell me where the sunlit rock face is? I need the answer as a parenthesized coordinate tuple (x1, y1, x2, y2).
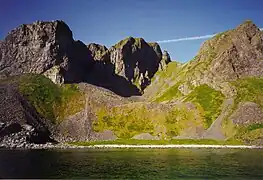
(0, 20, 94, 83)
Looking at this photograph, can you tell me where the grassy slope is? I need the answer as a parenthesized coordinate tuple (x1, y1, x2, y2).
(1, 74, 85, 123)
(144, 61, 184, 102)
(93, 102, 205, 139)
(149, 28, 233, 103)
(232, 77, 263, 108)
(91, 32, 231, 140)
(184, 85, 225, 128)
(223, 78, 263, 143)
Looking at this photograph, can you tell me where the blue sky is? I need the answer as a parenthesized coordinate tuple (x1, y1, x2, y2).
(1, 0, 263, 62)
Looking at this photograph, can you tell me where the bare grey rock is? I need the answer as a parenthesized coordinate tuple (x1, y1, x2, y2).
(87, 43, 108, 61)
(0, 20, 94, 84)
(101, 37, 163, 91)
(132, 133, 160, 140)
(230, 102, 263, 125)
(159, 50, 171, 70)
(0, 83, 53, 145)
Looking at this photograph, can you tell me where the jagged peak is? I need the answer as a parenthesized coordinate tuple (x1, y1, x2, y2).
(6, 20, 73, 41)
(17, 20, 70, 30)
(112, 36, 149, 49)
(236, 20, 257, 30)
(87, 43, 108, 51)
(195, 20, 262, 60)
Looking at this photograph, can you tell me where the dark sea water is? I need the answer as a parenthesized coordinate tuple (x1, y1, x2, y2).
(0, 148, 262, 179)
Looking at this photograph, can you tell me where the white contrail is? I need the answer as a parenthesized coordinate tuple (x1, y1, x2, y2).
(156, 34, 217, 44)
(157, 27, 263, 44)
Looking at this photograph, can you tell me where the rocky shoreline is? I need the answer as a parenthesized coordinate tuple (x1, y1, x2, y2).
(1, 142, 263, 150)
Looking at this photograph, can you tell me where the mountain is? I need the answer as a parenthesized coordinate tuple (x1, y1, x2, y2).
(0, 20, 263, 147)
(143, 20, 263, 144)
(0, 20, 94, 84)
(86, 37, 168, 94)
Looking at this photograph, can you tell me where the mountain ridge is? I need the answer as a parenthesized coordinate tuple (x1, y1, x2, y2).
(0, 20, 263, 147)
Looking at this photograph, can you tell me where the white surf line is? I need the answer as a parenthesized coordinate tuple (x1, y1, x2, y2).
(86, 144, 263, 149)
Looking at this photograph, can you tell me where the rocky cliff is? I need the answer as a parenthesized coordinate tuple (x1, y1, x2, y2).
(0, 20, 94, 84)
(87, 37, 167, 93)
(0, 82, 53, 148)
(0, 20, 167, 96)
(1, 20, 263, 146)
(87, 43, 108, 61)
(0, 20, 170, 145)
(106, 37, 163, 91)
(143, 20, 263, 144)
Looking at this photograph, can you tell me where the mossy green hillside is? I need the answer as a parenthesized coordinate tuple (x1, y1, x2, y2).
(146, 61, 183, 100)
(154, 82, 183, 102)
(2, 74, 85, 123)
(222, 78, 263, 143)
(93, 103, 205, 139)
(149, 28, 234, 103)
(231, 77, 263, 107)
(184, 84, 225, 127)
(233, 123, 263, 144)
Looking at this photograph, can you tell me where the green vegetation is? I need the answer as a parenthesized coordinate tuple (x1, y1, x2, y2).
(231, 77, 263, 107)
(93, 102, 206, 139)
(184, 85, 225, 127)
(247, 123, 263, 131)
(113, 37, 143, 49)
(2, 74, 84, 123)
(222, 78, 263, 141)
(68, 139, 243, 146)
(165, 105, 203, 136)
(150, 61, 182, 84)
(147, 62, 183, 100)
(234, 123, 263, 144)
(155, 82, 183, 102)
(93, 104, 162, 139)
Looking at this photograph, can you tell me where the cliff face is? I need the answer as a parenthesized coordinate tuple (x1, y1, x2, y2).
(87, 37, 165, 92)
(1, 19, 263, 145)
(0, 82, 52, 147)
(0, 20, 167, 96)
(159, 50, 171, 70)
(107, 37, 163, 90)
(85, 37, 168, 95)
(142, 20, 263, 144)
(87, 43, 108, 61)
(190, 20, 263, 85)
(0, 20, 94, 84)
(178, 20, 263, 97)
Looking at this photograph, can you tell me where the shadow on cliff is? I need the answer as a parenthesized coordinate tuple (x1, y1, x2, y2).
(85, 61, 142, 97)
(64, 40, 141, 97)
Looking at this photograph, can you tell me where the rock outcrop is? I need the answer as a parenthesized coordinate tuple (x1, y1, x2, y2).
(108, 37, 163, 90)
(159, 50, 171, 70)
(0, 83, 53, 147)
(0, 20, 94, 84)
(2, 19, 263, 146)
(85, 37, 167, 96)
(209, 20, 263, 81)
(182, 20, 263, 96)
(0, 21, 167, 96)
(94, 37, 163, 91)
(87, 43, 108, 61)
(230, 102, 263, 125)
